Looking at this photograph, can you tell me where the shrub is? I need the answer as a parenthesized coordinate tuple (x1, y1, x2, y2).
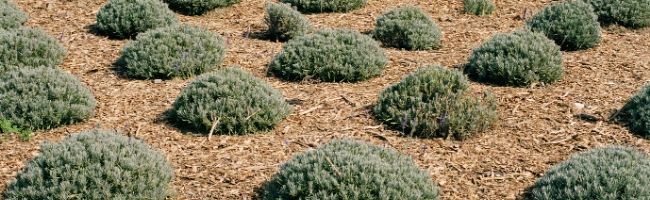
(584, 0, 650, 28)
(463, 0, 495, 16)
(3, 129, 174, 200)
(279, 0, 366, 13)
(374, 66, 497, 140)
(96, 0, 178, 39)
(526, 0, 601, 51)
(373, 6, 442, 50)
(268, 29, 387, 82)
(261, 139, 439, 199)
(464, 30, 563, 87)
(613, 84, 650, 138)
(0, 67, 96, 130)
(529, 146, 650, 199)
(0, 27, 66, 68)
(0, 0, 28, 29)
(265, 2, 311, 41)
(118, 25, 226, 79)
(165, 0, 239, 16)
(171, 67, 292, 135)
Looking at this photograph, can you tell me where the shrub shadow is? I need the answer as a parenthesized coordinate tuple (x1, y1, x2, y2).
(85, 23, 132, 40)
(242, 29, 288, 42)
(155, 109, 208, 136)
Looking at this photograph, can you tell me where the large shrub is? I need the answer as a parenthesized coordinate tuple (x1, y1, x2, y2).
(0, 0, 27, 29)
(96, 0, 178, 39)
(526, 0, 601, 51)
(171, 67, 292, 135)
(0, 27, 66, 68)
(165, 0, 239, 16)
(0, 67, 96, 130)
(529, 146, 650, 199)
(374, 66, 497, 140)
(3, 129, 174, 200)
(463, 0, 495, 16)
(268, 29, 387, 82)
(280, 0, 366, 13)
(373, 6, 442, 50)
(613, 84, 650, 138)
(265, 2, 311, 41)
(261, 139, 439, 199)
(584, 0, 650, 28)
(118, 25, 226, 79)
(464, 30, 563, 87)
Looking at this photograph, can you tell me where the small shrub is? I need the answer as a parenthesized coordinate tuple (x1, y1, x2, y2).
(0, 27, 66, 68)
(614, 84, 650, 138)
(464, 30, 563, 86)
(261, 139, 440, 199)
(96, 0, 178, 39)
(265, 2, 311, 41)
(529, 146, 650, 199)
(373, 6, 442, 50)
(268, 29, 387, 82)
(374, 66, 497, 140)
(526, 0, 601, 51)
(171, 67, 292, 135)
(118, 25, 226, 79)
(0, 0, 27, 29)
(280, 0, 366, 13)
(463, 0, 495, 16)
(3, 129, 174, 200)
(584, 0, 650, 28)
(0, 67, 96, 130)
(165, 0, 239, 15)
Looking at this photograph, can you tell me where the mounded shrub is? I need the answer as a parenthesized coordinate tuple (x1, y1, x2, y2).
(463, 0, 495, 16)
(96, 0, 178, 39)
(261, 139, 440, 199)
(0, 27, 66, 68)
(0, 67, 96, 130)
(373, 6, 442, 50)
(526, 0, 601, 51)
(614, 84, 650, 138)
(0, 0, 28, 29)
(280, 0, 366, 13)
(3, 129, 174, 200)
(584, 0, 650, 28)
(171, 67, 292, 135)
(265, 2, 311, 41)
(374, 66, 497, 140)
(118, 25, 226, 79)
(165, 0, 239, 16)
(268, 29, 387, 82)
(464, 30, 563, 87)
(529, 146, 650, 199)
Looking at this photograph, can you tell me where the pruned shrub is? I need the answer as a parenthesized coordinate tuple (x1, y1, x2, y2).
(464, 30, 563, 87)
(265, 2, 311, 41)
(171, 67, 292, 135)
(584, 0, 650, 28)
(373, 6, 442, 50)
(96, 0, 178, 39)
(529, 146, 650, 199)
(526, 0, 601, 51)
(268, 29, 387, 82)
(118, 25, 226, 79)
(280, 0, 366, 13)
(463, 0, 495, 16)
(0, 67, 96, 130)
(166, 0, 239, 16)
(374, 66, 497, 140)
(261, 139, 440, 199)
(613, 84, 650, 138)
(3, 129, 174, 200)
(0, 27, 66, 68)
(0, 0, 27, 29)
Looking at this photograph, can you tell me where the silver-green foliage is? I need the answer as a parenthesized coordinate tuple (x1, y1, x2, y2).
(614, 84, 650, 138)
(280, 0, 366, 13)
(261, 139, 440, 200)
(165, 0, 239, 15)
(530, 146, 650, 199)
(268, 29, 387, 82)
(118, 25, 226, 79)
(0, 27, 66, 68)
(526, 0, 601, 51)
(584, 0, 650, 28)
(0, 67, 95, 130)
(3, 129, 174, 200)
(96, 0, 178, 39)
(463, 0, 495, 16)
(374, 66, 497, 140)
(373, 6, 442, 50)
(172, 67, 292, 135)
(464, 30, 563, 87)
(0, 0, 27, 29)
(265, 2, 311, 41)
